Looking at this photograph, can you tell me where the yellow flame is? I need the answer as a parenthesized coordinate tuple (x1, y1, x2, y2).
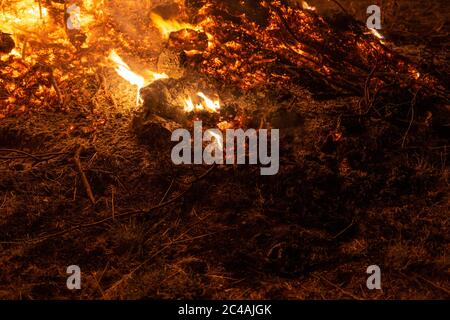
(109, 50, 168, 85)
(0, 0, 48, 34)
(197, 92, 220, 112)
(302, 1, 316, 11)
(109, 50, 145, 88)
(150, 12, 201, 38)
(183, 97, 198, 112)
(147, 70, 169, 82)
(109, 50, 168, 105)
(369, 29, 384, 40)
(183, 92, 220, 113)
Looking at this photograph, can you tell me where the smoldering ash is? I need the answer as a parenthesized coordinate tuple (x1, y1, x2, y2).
(171, 121, 280, 176)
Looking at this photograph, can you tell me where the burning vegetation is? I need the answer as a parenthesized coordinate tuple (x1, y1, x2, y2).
(0, 0, 449, 299)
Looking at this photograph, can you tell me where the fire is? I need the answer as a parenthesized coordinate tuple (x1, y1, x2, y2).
(183, 92, 220, 113)
(150, 12, 201, 38)
(0, 0, 48, 35)
(302, 1, 316, 11)
(147, 71, 169, 82)
(369, 29, 385, 40)
(197, 92, 220, 112)
(108, 50, 168, 105)
(109, 50, 145, 89)
(184, 97, 198, 113)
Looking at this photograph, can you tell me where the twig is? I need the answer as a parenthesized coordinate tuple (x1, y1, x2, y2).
(331, 219, 354, 239)
(103, 229, 223, 299)
(402, 89, 420, 148)
(159, 179, 175, 205)
(413, 273, 450, 296)
(38, 0, 43, 20)
(3, 165, 217, 245)
(0, 193, 7, 210)
(314, 274, 362, 300)
(363, 64, 378, 113)
(50, 70, 63, 106)
(74, 145, 96, 205)
(111, 186, 115, 221)
(21, 38, 27, 58)
(102, 246, 168, 299)
(0, 149, 40, 161)
(329, 0, 350, 16)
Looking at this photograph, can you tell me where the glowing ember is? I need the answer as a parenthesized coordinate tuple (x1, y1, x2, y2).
(183, 92, 220, 113)
(150, 13, 201, 38)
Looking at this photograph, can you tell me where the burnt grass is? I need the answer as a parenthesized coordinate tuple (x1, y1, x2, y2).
(0, 0, 449, 299)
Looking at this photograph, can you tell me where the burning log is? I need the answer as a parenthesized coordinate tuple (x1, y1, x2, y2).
(0, 32, 15, 54)
(140, 79, 187, 124)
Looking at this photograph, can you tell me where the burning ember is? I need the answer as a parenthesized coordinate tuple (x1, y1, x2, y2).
(1, 0, 445, 119)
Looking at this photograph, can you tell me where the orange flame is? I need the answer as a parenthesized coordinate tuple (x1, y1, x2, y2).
(109, 50, 145, 88)
(0, 0, 48, 35)
(302, 1, 316, 11)
(109, 50, 168, 105)
(183, 92, 220, 113)
(150, 12, 202, 38)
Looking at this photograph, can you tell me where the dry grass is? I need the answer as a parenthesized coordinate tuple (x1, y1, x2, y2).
(0, 0, 448, 300)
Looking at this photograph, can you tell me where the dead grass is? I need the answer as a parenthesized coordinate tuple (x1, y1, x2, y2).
(0, 0, 448, 300)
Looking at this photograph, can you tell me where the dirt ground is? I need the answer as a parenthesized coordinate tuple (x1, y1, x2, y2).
(0, 0, 448, 299)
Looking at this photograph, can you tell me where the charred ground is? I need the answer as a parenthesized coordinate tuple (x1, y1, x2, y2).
(0, 0, 449, 299)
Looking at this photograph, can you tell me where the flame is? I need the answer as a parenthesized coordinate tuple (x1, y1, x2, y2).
(302, 1, 316, 11)
(109, 50, 168, 105)
(197, 92, 220, 112)
(184, 97, 198, 112)
(109, 50, 145, 88)
(0, 0, 48, 34)
(183, 92, 220, 113)
(369, 29, 385, 41)
(150, 12, 201, 38)
(109, 50, 169, 105)
(147, 71, 169, 82)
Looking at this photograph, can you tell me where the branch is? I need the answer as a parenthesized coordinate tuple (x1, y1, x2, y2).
(74, 145, 96, 205)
